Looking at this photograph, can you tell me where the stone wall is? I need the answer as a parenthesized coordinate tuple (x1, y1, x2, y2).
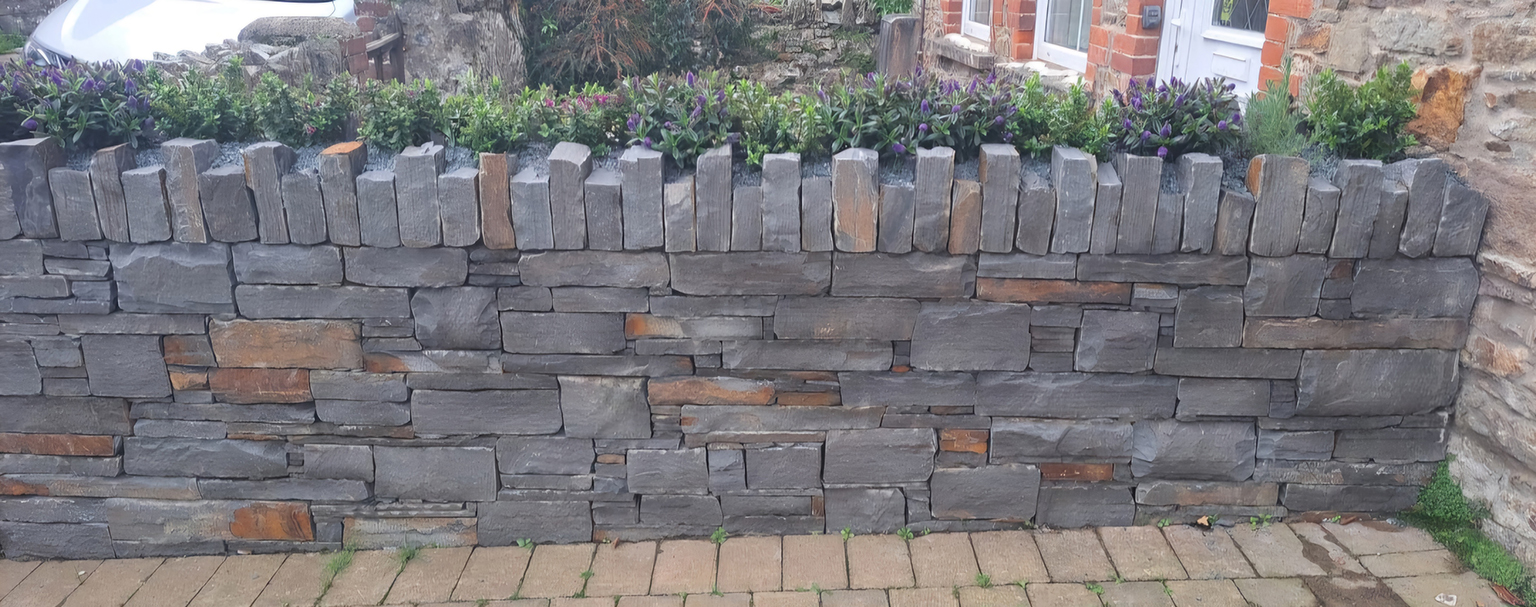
(0, 135, 1484, 559)
(0, 0, 62, 36)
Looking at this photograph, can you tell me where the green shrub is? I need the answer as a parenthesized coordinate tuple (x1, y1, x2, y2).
(1306, 61, 1418, 160)
(525, 82, 627, 156)
(1242, 58, 1306, 157)
(358, 79, 442, 150)
(251, 73, 356, 148)
(438, 75, 526, 154)
(1006, 75, 1109, 159)
(870, 0, 915, 14)
(1107, 76, 1243, 159)
(9, 60, 159, 150)
(150, 59, 254, 142)
(526, 0, 757, 89)
(623, 71, 733, 167)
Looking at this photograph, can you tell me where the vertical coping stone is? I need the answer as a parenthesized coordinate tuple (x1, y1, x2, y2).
(1016, 166, 1054, 255)
(242, 141, 296, 244)
(0, 137, 64, 239)
(1153, 187, 1183, 254)
(90, 143, 136, 242)
(122, 166, 172, 244)
(731, 184, 763, 251)
(1051, 146, 1095, 254)
(1329, 159, 1383, 259)
(664, 176, 697, 252)
(395, 142, 446, 248)
(695, 144, 733, 252)
(480, 152, 517, 250)
(318, 141, 368, 247)
(980, 144, 1021, 252)
(439, 167, 482, 247)
(949, 179, 982, 255)
(549, 141, 592, 249)
(1434, 179, 1490, 257)
(162, 137, 217, 243)
(586, 167, 623, 251)
(357, 170, 402, 248)
(511, 167, 554, 250)
(620, 146, 664, 250)
(1246, 154, 1308, 257)
(912, 147, 953, 253)
(1213, 189, 1256, 257)
(1388, 158, 1446, 258)
(1178, 152, 1222, 254)
(1114, 153, 1160, 254)
(281, 169, 328, 246)
(199, 165, 259, 243)
(1297, 177, 1341, 255)
(1089, 161, 1122, 254)
(1368, 179, 1409, 259)
(49, 168, 100, 241)
(832, 147, 879, 252)
(877, 183, 916, 254)
(761, 152, 802, 252)
(801, 176, 834, 252)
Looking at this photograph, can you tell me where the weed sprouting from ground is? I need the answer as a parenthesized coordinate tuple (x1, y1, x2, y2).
(1404, 457, 1535, 603)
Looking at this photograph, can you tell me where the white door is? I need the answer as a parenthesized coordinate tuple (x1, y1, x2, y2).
(1157, 0, 1267, 96)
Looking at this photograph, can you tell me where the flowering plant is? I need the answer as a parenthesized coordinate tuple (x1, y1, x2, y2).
(9, 59, 157, 149)
(622, 71, 732, 168)
(252, 73, 356, 148)
(1107, 76, 1242, 158)
(525, 82, 626, 156)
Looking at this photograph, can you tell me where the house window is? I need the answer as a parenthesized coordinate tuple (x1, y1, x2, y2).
(1035, 0, 1091, 70)
(961, 0, 991, 40)
(1212, 0, 1268, 32)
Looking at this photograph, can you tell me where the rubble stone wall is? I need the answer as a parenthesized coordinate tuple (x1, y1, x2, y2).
(0, 136, 1484, 559)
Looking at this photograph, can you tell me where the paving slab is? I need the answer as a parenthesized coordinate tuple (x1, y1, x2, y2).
(847, 535, 915, 590)
(1034, 529, 1116, 583)
(753, 590, 819, 607)
(253, 552, 329, 607)
(956, 585, 1029, 607)
(553, 597, 617, 607)
(422, 601, 548, 607)
(909, 533, 980, 588)
(585, 541, 657, 596)
(1099, 527, 1187, 581)
(1358, 550, 1462, 578)
(784, 534, 848, 591)
(1, 561, 100, 607)
(520, 544, 597, 599)
(188, 554, 286, 607)
(123, 555, 222, 607)
(1099, 581, 1174, 607)
(0, 561, 39, 600)
(1302, 576, 1409, 606)
(890, 587, 959, 607)
(1320, 522, 1440, 555)
(1164, 580, 1246, 607)
(1226, 524, 1327, 578)
(1160, 526, 1254, 580)
(619, 596, 685, 607)
(453, 546, 533, 601)
(1025, 583, 1102, 607)
(821, 589, 889, 607)
(1232, 578, 1318, 607)
(717, 536, 782, 592)
(651, 540, 717, 595)
(61, 558, 162, 607)
(969, 531, 1049, 586)
(322, 549, 402, 606)
(1288, 523, 1367, 575)
(684, 592, 751, 607)
(386, 547, 474, 604)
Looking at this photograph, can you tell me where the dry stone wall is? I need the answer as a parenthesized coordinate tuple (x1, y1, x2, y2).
(0, 135, 1485, 559)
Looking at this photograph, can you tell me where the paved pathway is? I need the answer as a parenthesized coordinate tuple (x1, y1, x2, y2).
(0, 522, 1507, 607)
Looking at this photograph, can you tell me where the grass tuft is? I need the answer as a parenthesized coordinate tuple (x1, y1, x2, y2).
(319, 546, 357, 598)
(1404, 457, 1535, 603)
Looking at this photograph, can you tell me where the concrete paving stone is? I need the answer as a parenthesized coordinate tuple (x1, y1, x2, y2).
(1287, 523, 1367, 575)
(956, 585, 1029, 607)
(1164, 580, 1246, 607)
(123, 556, 223, 607)
(847, 535, 915, 590)
(717, 536, 782, 592)
(386, 547, 474, 604)
(585, 541, 656, 596)
(520, 544, 597, 599)
(783, 534, 849, 591)
(1383, 572, 1502, 607)
(1320, 522, 1440, 555)
(1358, 550, 1462, 578)
(1160, 526, 1254, 580)
(552, 598, 614, 607)
(1099, 526, 1187, 581)
(321, 549, 402, 606)
(1034, 529, 1116, 583)
(1025, 583, 1101, 607)
(821, 589, 889, 607)
(188, 553, 286, 607)
(0, 560, 39, 599)
(253, 552, 329, 607)
(1226, 524, 1327, 578)
(684, 593, 751, 607)
(890, 587, 959, 607)
(968, 532, 1048, 587)
(754, 591, 819, 607)
(421, 601, 548, 607)
(60, 558, 162, 607)
(618, 596, 684, 607)
(651, 539, 717, 595)
(1, 561, 100, 607)
(1232, 578, 1317, 607)
(908, 533, 980, 588)
(1099, 581, 1174, 607)
(1302, 576, 1410, 606)
(452, 546, 533, 601)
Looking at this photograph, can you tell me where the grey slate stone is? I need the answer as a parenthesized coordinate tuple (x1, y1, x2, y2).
(303, 444, 374, 481)
(1297, 177, 1341, 255)
(1368, 179, 1410, 258)
(1333, 428, 1446, 463)
(356, 170, 401, 248)
(0, 240, 43, 275)
(0, 455, 121, 476)
(233, 243, 343, 285)
(1244, 255, 1326, 317)
(663, 177, 695, 252)
(1330, 159, 1383, 258)
(931, 464, 1040, 520)
(89, 144, 136, 242)
(1352, 257, 1477, 318)
(500, 354, 691, 377)
(124, 438, 287, 479)
(198, 478, 369, 501)
(746, 444, 822, 489)
(560, 376, 650, 439)
(1114, 153, 1160, 254)
(310, 371, 407, 402)
(1089, 161, 1122, 255)
(1131, 420, 1257, 481)
(1075, 310, 1158, 373)
(242, 142, 297, 244)
(0, 339, 40, 395)
(162, 139, 217, 243)
(1016, 164, 1054, 255)
(49, 168, 99, 241)
(411, 389, 561, 435)
(839, 371, 976, 407)
(411, 287, 500, 350)
(648, 296, 777, 317)
(913, 147, 953, 253)
(235, 285, 410, 319)
(1257, 429, 1334, 461)
(584, 168, 622, 251)
(979, 144, 1021, 252)
(1387, 158, 1446, 258)
(974, 372, 1178, 419)
(280, 169, 327, 245)
(824, 487, 904, 533)
(344, 247, 468, 287)
(501, 311, 625, 354)
(1050, 147, 1095, 254)
(976, 253, 1076, 279)
(1035, 483, 1135, 527)
(877, 183, 915, 253)
(512, 167, 554, 250)
(672, 252, 831, 295)
(722, 340, 891, 371)
(823, 428, 935, 484)
(628, 448, 709, 494)
(407, 373, 558, 391)
(497, 437, 594, 475)
(521, 250, 668, 288)
(1153, 186, 1184, 254)
(0, 275, 65, 298)
(395, 143, 446, 248)
(832, 252, 974, 297)
(1176, 378, 1270, 418)
(640, 495, 722, 527)
(0, 396, 131, 434)
(198, 166, 258, 243)
(551, 287, 648, 312)
(1178, 153, 1222, 253)
(82, 335, 170, 398)
(1296, 349, 1458, 416)
(1077, 254, 1248, 285)
(498, 286, 553, 311)
(1153, 347, 1303, 379)
(0, 138, 63, 238)
(990, 418, 1132, 462)
(801, 176, 834, 252)
(0, 521, 114, 559)
(620, 146, 665, 250)
(708, 448, 746, 492)
(1248, 155, 1308, 256)
(678, 404, 883, 433)
(1213, 189, 1256, 256)
(1433, 180, 1489, 257)
(549, 142, 592, 249)
(480, 500, 592, 544)
(318, 143, 367, 246)
(1174, 286, 1243, 348)
(775, 296, 920, 340)
(910, 300, 1031, 371)
(121, 167, 171, 243)
(696, 145, 733, 251)
(1279, 484, 1419, 512)
(374, 446, 498, 501)
(0, 496, 108, 524)
(832, 148, 879, 252)
(439, 167, 481, 247)
(1253, 459, 1435, 485)
(315, 400, 411, 425)
(760, 153, 801, 252)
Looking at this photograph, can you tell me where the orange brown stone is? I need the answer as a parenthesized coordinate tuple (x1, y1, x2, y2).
(939, 429, 989, 454)
(648, 377, 775, 405)
(1038, 463, 1116, 481)
(209, 368, 312, 404)
(0, 433, 117, 456)
(169, 368, 209, 391)
(976, 278, 1132, 304)
(0, 477, 48, 496)
(162, 335, 215, 366)
(209, 319, 364, 370)
(231, 502, 315, 541)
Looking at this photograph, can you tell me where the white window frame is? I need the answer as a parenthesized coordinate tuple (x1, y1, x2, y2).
(1033, 0, 1090, 71)
(961, 0, 991, 40)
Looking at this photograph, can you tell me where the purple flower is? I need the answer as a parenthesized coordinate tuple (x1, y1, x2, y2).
(921, 99, 931, 114)
(967, 79, 977, 94)
(817, 88, 828, 102)
(1141, 130, 1151, 141)
(716, 90, 726, 103)
(918, 123, 929, 133)
(1123, 118, 1134, 130)
(124, 78, 137, 95)
(1112, 89, 1124, 104)
(892, 142, 907, 154)
(986, 72, 996, 85)
(914, 66, 923, 77)
(1217, 120, 1228, 131)
(1230, 112, 1242, 124)
(690, 106, 702, 119)
(21, 118, 36, 130)
(627, 113, 641, 131)
(1003, 132, 1014, 142)
(951, 104, 961, 114)
(994, 115, 1004, 126)
(129, 59, 144, 72)
(664, 121, 674, 129)
(1159, 123, 1171, 137)
(643, 137, 653, 149)
(1131, 97, 1143, 111)
(686, 72, 696, 87)
(1174, 92, 1186, 107)
(1226, 82, 1236, 91)
(1157, 146, 1168, 158)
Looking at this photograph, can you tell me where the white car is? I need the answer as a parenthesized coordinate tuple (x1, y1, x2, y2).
(25, 0, 357, 65)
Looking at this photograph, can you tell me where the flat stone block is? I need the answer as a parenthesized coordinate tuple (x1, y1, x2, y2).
(975, 372, 1177, 419)
(621, 146, 665, 250)
(833, 148, 879, 252)
(374, 446, 497, 502)
(357, 170, 401, 247)
(412, 389, 562, 435)
(395, 143, 446, 247)
(910, 300, 1032, 371)
(832, 251, 975, 297)
(1131, 420, 1257, 481)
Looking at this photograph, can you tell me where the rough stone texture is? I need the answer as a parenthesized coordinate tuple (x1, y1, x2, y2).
(395, 143, 446, 248)
(833, 148, 879, 252)
(83, 335, 171, 398)
(280, 169, 327, 245)
(1298, 177, 1341, 255)
(1075, 310, 1159, 373)
(775, 297, 919, 340)
(930, 464, 1040, 520)
(124, 438, 287, 479)
(976, 144, 1019, 253)
(480, 500, 591, 545)
(910, 301, 1031, 371)
(560, 376, 651, 439)
(696, 145, 733, 252)
(241, 142, 296, 244)
(975, 373, 1178, 419)
(1247, 155, 1309, 257)
(1179, 153, 1222, 253)
(122, 166, 172, 244)
(730, 185, 764, 252)
(913, 147, 953, 253)
(823, 429, 936, 484)
(832, 252, 974, 297)
(877, 184, 914, 254)
(1131, 420, 1257, 481)
(412, 389, 562, 435)
(1051, 146, 1095, 254)
(356, 170, 401, 248)
(162, 138, 217, 243)
(232, 243, 343, 286)
(949, 179, 982, 255)
(346, 247, 468, 287)
(1245, 255, 1327, 317)
(1369, 180, 1410, 259)
(1330, 160, 1383, 259)
(664, 177, 696, 253)
(1213, 189, 1256, 256)
(628, 448, 709, 494)
(621, 147, 665, 250)
(801, 176, 834, 252)
(551, 142, 593, 250)
(513, 167, 554, 250)
(0, 138, 63, 239)
(825, 488, 906, 534)
(1434, 180, 1489, 257)
(1296, 349, 1459, 416)
(209, 319, 363, 369)
(1016, 170, 1055, 255)
(412, 287, 500, 350)
(1175, 286, 1244, 348)
(1351, 257, 1478, 318)
(374, 446, 497, 502)
(1115, 154, 1160, 254)
(49, 168, 99, 242)
(478, 152, 516, 250)
(439, 167, 482, 247)
(198, 166, 258, 243)
(318, 141, 367, 247)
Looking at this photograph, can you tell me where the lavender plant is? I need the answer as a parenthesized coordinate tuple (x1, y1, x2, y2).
(1107, 76, 1242, 159)
(11, 60, 157, 149)
(623, 71, 732, 168)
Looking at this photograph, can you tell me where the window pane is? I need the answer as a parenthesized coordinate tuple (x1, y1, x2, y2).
(1212, 0, 1268, 32)
(969, 0, 991, 25)
(1044, 0, 1090, 51)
